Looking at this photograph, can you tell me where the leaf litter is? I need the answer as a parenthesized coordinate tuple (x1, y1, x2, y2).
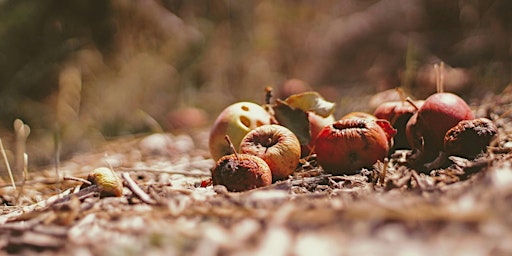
(1, 92, 512, 255)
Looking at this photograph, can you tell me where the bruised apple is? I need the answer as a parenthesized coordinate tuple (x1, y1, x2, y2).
(209, 102, 272, 161)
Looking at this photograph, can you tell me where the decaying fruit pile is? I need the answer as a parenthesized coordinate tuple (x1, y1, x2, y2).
(209, 82, 498, 192)
(1, 80, 512, 255)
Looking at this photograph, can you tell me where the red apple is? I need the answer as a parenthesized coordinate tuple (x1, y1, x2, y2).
(406, 92, 474, 165)
(209, 102, 273, 161)
(314, 118, 391, 175)
(240, 124, 301, 181)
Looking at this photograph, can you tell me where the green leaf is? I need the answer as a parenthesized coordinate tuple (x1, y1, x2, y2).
(284, 91, 335, 117)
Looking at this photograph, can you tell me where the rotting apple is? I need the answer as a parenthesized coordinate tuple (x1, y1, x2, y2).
(209, 102, 273, 161)
(444, 117, 498, 159)
(314, 118, 392, 175)
(374, 100, 425, 149)
(240, 124, 301, 181)
(211, 153, 272, 192)
(406, 92, 474, 166)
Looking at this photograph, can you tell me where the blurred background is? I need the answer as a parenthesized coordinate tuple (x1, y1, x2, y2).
(0, 0, 510, 166)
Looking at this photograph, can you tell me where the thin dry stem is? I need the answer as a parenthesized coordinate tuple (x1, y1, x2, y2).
(405, 97, 420, 112)
(439, 62, 445, 93)
(54, 128, 62, 192)
(0, 138, 15, 189)
(14, 119, 30, 179)
(15, 153, 29, 205)
(435, 62, 445, 93)
(64, 176, 92, 186)
(265, 86, 273, 104)
(435, 64, 440, 93)
(225, 135, 239, 160)
(121, 172, 156, 205)
(496, 109, 512, 121)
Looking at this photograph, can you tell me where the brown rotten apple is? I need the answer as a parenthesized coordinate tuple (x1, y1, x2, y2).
(240, 124, 301, 181)
(444, 118, 498, 159)
(212, 153, 272, 192)
(314, 118, 394, 175)
(209, 102, 273, 161)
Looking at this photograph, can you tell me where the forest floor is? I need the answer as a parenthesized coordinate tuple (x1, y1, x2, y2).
(1, 89, 512, 256)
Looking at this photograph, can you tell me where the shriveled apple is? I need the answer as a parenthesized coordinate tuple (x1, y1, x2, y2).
(212, 153, 272, 192)
(240, 124, 301, 181)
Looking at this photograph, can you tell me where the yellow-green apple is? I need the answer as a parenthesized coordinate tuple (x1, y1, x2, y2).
(209, 102, 273, 161)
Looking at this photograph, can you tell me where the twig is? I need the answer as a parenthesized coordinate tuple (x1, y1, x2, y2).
(49, 185, 99, 207)
(0, 138, 15, 189)
(53, 128, 62, 192)
(121, 172, 156, 205)
(15, 154, 29, 205)
(63, 176, 92, 186)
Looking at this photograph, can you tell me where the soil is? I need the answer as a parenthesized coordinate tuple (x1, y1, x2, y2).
(1, 90, 512, 256)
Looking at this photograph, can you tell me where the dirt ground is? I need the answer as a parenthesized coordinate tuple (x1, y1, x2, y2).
(0, 88, 511, 256)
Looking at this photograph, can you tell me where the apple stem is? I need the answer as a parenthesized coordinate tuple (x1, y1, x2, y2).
(224, 135, 239, 160)
(264, 86, 273, 104)
(405, 97, 420, 112)
(440, 62, 445, 93)
(435, 62, 445, 93)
